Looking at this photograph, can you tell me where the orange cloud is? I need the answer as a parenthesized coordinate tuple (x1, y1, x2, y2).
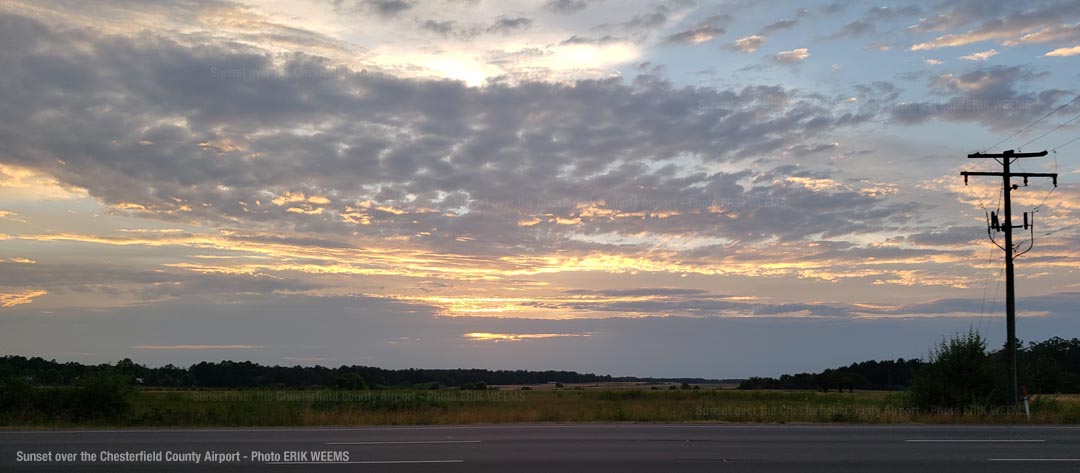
(0, 288, 47, 308)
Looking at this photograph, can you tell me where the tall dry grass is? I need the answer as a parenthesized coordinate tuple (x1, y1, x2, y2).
(5, 388, 1079, 427)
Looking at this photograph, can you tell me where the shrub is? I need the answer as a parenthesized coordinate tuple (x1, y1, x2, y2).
(335, 373, 367, 390)
(909, 330, 1002, 410)
(0, 377, 35, 415)
(74, 371, 134, 420)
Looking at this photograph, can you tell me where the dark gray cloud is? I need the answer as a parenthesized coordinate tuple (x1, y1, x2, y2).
(821, 2, 848, 15)
(761, 18, 798, 33)
(559, 35, 625, 46)
(905, 226, 984, 247)
(908, 0, 1079, 34)
(864, 5, 922, 20)
(486, 17, 533, 35)
(662, 15, 730, 45)
(760, 9, 809, 35)
(419, 19, 482, 39)
(825, 4, 922, 39)
(419, 19, 456, 35)
(890, 66, 1071, 130)
(333, 0, 415, 17)
(543, 0, 591, 14)
(598, 2, 695, 39)
(829, 19, 876, 38)
(0, 262, 320, 298)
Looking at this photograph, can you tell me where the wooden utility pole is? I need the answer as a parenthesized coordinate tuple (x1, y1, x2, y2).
(961, 149, 1057, 404)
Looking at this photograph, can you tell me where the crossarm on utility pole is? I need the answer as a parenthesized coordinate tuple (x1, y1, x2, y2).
(968, 150, 1048, 159)
(960, 172, 1058, 186)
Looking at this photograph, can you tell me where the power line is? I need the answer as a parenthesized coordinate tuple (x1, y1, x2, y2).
(1031, 150, 1059, 213)
(1016, 111, 1080, 150)
(977, 187, 1003, 336)
(1051, 135, 1080, 151)
(1044, 222, 1080, 236)
(986, 259, 1004, 341)
(983, 94, 1080, 152)
(976, 243, 996, 337)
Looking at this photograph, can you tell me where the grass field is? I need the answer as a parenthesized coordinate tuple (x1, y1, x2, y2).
(5, 387, 1080, 427)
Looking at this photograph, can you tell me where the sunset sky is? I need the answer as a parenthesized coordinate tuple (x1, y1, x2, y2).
(2, 0, 1080, 378)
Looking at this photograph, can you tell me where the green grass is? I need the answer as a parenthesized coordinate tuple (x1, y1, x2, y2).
(5, 389, 1080, 428)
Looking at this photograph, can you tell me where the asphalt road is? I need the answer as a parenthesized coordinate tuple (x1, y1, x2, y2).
(3, 424, 1080, 472)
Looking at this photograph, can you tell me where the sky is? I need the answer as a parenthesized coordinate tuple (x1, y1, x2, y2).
(1, 0, 1080, 378)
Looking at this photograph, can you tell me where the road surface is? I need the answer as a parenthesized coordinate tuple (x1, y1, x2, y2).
(3, 424, 1080, 472)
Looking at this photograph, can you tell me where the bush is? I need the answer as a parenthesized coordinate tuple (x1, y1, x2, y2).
(74, 371, 134, 420)
(336, 373, 367, 390)
(0, 377, 35, 415)
(459, 382, 488, 391)
(909, 330, 1002, 410)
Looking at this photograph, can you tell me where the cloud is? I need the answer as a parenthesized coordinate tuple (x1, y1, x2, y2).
(0, 11, 912, 259)
(890, 66, 1069, 131)
(662, 15, 729, 45)
(0, 259, 322, 302)
(598, 2, 696, 38)
(1045, 45, 1080, 56)
(0, 288, 47, 308)
(909, 2, 1080, 50)
(559, 35, 624, 46)
(758, 7, 810, 35)
(864, 5, 922, 20)
(544, 0, 591, 14)
(1005, 22, 1080, 46)
(924, 58, 944, 65)
(2, 5, 1048, 352)
(829, 20, 876, 38)
(464, 332, 593, 342)
(821, 2, 847, 15)
(357, 0, 415, 17)
(131, 345, 263, 350)
(732, 34, 766, 53)
(959, 48, 999, 60)
(486, 16, 533, 34)
(419, 19, 469, 38)
(761, 18, 798, 34)
(772, 47, 810, 63)
(826, 5, 921, 39)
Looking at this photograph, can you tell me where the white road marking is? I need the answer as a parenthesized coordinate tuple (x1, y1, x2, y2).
(989, 459, 1080, 462)
(326, 440, 481, 445)
(266, 460, 463, 464)
(906, 439, 1044, 443)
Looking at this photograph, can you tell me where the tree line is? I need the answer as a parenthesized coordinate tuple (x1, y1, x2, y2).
(738, 336, 1080, 394)
(0, 357, 732, 389)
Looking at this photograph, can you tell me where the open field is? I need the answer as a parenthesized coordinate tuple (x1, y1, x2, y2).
(4, 389, 1080, 428)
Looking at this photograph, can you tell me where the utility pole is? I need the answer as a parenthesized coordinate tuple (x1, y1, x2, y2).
(961, 149, 1057, 404)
